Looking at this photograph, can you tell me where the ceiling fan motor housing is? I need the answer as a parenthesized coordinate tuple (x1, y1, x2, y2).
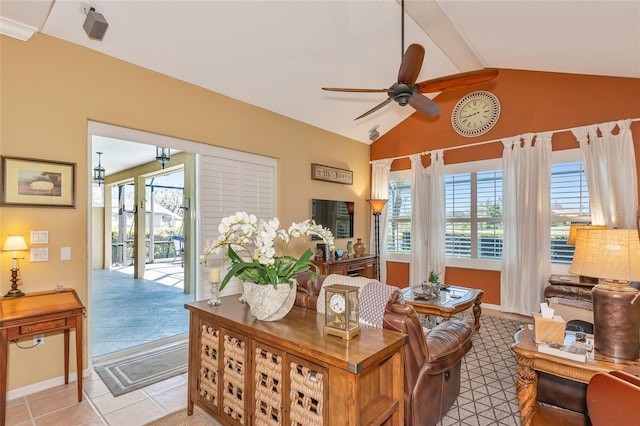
(389, 83, 417, 106)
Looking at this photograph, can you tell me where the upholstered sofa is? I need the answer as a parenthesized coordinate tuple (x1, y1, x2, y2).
(294, 273, 475, 426)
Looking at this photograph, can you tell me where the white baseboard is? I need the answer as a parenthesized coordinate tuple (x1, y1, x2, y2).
(6, 368, 92, 401)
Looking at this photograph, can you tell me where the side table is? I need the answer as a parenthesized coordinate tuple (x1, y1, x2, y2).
(0, 289, 85, 426)
(511, 324, 640, 426)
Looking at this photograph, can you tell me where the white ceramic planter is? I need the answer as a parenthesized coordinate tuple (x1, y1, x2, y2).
(242, 281, 297, 321)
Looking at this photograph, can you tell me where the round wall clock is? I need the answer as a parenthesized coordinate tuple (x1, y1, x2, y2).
(451, 90, 501, 137)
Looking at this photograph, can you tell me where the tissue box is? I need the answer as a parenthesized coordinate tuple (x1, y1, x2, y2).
(533, 313, 566, 345)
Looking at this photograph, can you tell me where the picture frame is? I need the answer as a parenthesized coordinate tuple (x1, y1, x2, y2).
(311, 163, 353, 185)
(1, 156, 76, 208)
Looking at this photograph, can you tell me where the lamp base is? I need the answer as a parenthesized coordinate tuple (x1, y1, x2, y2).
(592, 281, 640, 360)
(4, 288, 25, 298)
(579, 275, 599, 284)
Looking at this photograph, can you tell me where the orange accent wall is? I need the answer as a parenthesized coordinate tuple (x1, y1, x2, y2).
(371, 69, 640, 305)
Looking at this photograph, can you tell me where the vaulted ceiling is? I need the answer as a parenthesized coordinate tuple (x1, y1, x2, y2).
(2, 0, 639, 149)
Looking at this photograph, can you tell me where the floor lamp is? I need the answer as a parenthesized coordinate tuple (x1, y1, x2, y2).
(367, 199, 388, 281)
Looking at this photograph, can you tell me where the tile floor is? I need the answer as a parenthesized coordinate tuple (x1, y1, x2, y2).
(5, 370, 192, 426)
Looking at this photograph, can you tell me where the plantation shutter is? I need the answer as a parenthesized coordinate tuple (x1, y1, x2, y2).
(199, 152, 276, 299)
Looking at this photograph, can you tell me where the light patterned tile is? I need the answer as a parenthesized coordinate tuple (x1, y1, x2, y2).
(33, 400, 101, 426)
(103, 398, 166, 425)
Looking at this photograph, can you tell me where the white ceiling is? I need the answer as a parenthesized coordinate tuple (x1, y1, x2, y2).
(2, 0, 639, 170)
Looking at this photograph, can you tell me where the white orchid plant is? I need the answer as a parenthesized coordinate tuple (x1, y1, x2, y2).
(201, 212, 334, 291)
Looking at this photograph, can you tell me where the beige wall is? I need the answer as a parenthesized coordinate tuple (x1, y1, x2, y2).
(0, 34, 370, 392)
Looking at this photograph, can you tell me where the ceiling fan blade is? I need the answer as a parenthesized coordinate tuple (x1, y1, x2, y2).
(322, 87, 392, 93)
(408, 94, 441, 116)
(354, 98, 393, 121)
(417, 68, 499, 93)
(397, 44, 425, 86)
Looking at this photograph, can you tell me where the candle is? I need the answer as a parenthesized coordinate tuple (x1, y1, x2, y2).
(208, 268, 220, 283)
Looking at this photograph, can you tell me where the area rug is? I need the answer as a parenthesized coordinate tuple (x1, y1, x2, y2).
(146, 407, 218, 426)
(439, 313, 526, 425)
(95, 342, 188, 397)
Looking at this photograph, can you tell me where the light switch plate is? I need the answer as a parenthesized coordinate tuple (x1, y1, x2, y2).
(30, 248, 48, 262)
(30, 230, 48, 244)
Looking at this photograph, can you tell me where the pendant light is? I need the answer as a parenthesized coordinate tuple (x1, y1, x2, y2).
(156, 147, 171, 169)
(93, 152, 105, 186)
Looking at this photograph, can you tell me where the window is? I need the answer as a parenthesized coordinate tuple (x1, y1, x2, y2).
(384, 150, 590, 268)
(445, 170, 503, 260)
(386, 174, 411, 254)
(550, 160, 590, 264)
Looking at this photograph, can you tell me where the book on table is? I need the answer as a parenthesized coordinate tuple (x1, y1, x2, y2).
(537, 340, 587, 362)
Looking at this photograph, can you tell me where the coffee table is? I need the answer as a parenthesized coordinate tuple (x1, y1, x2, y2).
(400, 285, 483, 331)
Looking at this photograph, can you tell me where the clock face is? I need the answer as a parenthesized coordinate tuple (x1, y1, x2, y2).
(329, 293, 346, 314)
(451, 91, 500, 137)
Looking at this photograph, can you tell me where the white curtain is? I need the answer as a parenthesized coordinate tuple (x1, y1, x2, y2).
(370, 159, 393, 282)
(410, 154, 429, 286)
(428, 150, 446, 283)
(410, 150, 446, 286)
(571, 119, 638, 228)
(501, 133, 552, 315)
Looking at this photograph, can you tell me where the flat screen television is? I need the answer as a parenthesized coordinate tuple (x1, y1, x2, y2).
(311, 199, 354, 239)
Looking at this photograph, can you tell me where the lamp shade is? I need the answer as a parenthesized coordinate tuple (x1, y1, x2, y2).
(569, 229, 640, 282)
(367, 199, 388, 214)
(3, 235, 28, 252)
(567, 224, 607, 246)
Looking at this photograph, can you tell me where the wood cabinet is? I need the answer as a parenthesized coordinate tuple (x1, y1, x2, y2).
(312, 254, 377, 279)
(186, 297, 405, 425)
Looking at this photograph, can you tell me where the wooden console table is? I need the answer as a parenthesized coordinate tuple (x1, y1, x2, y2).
(312, 254, 377, 279)
(0, 290, 85, 426)
(511, 325, 640, 426)
(185, 296, 405, 425)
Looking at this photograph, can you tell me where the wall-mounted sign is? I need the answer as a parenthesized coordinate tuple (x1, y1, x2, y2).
(311, 163, 353, 185)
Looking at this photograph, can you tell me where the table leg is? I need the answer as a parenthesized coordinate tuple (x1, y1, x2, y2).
(473, 293, 483, 331)
(64, 329, 69, 385)
(1, 328, 8, 426)
(76, 315, 83, 402)
(514, 353, 538, 426)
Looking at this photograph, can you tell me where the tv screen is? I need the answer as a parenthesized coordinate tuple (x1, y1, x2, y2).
(311, 199, 354, 239)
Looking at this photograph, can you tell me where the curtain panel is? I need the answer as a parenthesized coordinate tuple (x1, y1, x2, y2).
(571, 119, 638, 228)
(501, 133, 552, 315)
(370, 159, 393, 283)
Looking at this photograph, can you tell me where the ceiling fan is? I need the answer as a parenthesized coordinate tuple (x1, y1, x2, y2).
(322, 2, 498, 120)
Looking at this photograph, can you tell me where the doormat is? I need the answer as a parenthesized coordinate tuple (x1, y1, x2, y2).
(94, 342, 188, 397)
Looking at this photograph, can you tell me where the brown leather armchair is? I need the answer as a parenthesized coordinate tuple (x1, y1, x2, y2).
(294, 274, 475, 426)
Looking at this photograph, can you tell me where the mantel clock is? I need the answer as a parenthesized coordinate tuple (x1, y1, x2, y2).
(323, 284, 360, 340)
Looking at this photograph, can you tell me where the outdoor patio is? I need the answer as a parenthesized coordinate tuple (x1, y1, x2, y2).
(91, 260, 194, 360)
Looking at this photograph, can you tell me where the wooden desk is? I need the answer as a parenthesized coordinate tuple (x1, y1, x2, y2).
(400, 286, 483, 331)
(1, 290, 85, 426)
(185, 297, 405, 425)
(511, 325, 640, 426)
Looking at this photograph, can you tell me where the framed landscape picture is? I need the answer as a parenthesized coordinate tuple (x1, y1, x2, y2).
(1, 156, 76, 208)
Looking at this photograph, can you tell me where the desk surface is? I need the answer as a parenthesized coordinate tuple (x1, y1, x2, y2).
(0, 290, 84, 323)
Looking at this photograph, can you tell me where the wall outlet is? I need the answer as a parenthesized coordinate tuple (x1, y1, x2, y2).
(33, 334, 44, 346)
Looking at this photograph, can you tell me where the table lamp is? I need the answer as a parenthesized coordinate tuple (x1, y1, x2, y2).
(3, 235, 28, 298)
(567, 224, 607, 283)
(367, 199, 388, 281)
(569, 229, 640, 360)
